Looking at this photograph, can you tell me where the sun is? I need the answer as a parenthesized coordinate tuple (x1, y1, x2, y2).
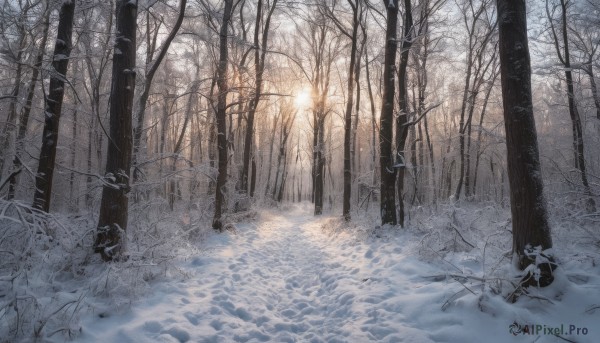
(294, 89, 312, 109)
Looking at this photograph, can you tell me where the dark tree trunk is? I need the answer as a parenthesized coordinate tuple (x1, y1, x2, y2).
(362, 34, 379, 193)
(250, 156, 257, 197)
(342, 1, 360, 221)
(212, 0, 234, 231)
(94, 0, 138, 261)
(32, 1, 75, 212)
(310, 23, 332, 216)
(207, 74, 217, 195)
(379, 0, 399, 226)
(497, 0, 554, 285)
(315, 117, 325, 215)
(395, 0, 413, 227)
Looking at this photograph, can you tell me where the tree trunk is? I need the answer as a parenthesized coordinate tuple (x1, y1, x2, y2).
(94, 0, 138, 261)
(264, 112, 279, 197)
(341, 1, 359, 220)
(315, 117, 325, 215)
(32, 1, 76, 212)
(497, 0, 554, 286)
(363, 39, 379, 194)
(395, 0, 413, 227)
(379, 0, 399, 226)
(212, 0, 234, 231)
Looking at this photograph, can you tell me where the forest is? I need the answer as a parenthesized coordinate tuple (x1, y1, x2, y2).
(0, 0, 599, 342)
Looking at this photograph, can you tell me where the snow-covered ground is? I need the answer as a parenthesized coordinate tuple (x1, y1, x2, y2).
(64, 203, 600, 343)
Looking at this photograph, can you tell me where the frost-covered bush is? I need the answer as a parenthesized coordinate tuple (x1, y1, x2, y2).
(0, 199, 209, 342)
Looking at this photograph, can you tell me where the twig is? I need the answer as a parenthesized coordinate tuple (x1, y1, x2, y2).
(450, 222, 475, 248)
(0, 168, 21, 192)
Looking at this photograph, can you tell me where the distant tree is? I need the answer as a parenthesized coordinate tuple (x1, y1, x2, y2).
(32, 0, 76, 212)
(320, 0, 361, 220)
(80, 0, 114, 208)
(94, 0, 138, 261)
(293, 10, 338, 216)
(0, 1, 32, 184)
(132, 0, 187, 199)
(6, 3, 51, 199)
(272, 101, 296, 202)
(453, 0, 496, 201)
(546, 0, 595, 212)
(496, 0, 555, 286)
(240, 0, 278, 196)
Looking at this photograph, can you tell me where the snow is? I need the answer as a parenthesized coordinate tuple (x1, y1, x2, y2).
(61, 203, 599, 343)
(3, 202, 599, 342)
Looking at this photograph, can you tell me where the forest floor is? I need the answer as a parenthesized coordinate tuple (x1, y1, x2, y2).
(68, 203, 600, 343)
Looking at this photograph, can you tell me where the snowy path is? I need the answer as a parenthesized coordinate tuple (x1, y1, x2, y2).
(76, 206, 438, 342)
(73, 205, 599, 343)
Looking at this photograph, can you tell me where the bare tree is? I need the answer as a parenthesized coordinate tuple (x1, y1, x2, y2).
(453, 0, 496, 201)
(94, 0, 138, 261)
(240, 0, 278, 196)
(0, 1, 32, 183)
(380, 0, 399, 225)
(132, 0, 187, 194)
(212, 0, 234, 230)
(80, 0, 114, 208)
(294, 10, 338, 215)
(395, 0, 413, 226)
(6, 3, 51, 199)
(321, 0, 361, 220)
(497, 0, 554, 286)
(546, 0, 595, 211)
(32, 0, 76, 212)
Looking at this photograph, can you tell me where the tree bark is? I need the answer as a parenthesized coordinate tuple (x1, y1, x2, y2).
(94, 0, 138, 261)
(212, 0, 234, 231)
(32, 0, 76, 212)
(497, 0, 554, 285)
(338, 0, 358, 220)
(395, 0, 413, 227)
(379, 0, 399, 226)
